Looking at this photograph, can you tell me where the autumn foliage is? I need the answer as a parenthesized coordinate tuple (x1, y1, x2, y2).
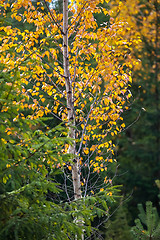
(0, 0, 142, 238)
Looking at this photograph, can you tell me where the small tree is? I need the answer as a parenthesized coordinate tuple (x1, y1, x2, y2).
(131, 201, 160, 240)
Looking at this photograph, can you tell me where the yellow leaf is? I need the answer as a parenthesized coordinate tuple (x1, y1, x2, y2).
(7, 131, 12, 135)
(3, 176, 8, 184)
(81, 124, 84, 129)
(1, 138, 7, 144)
(107, 192, 112, 196)
(84, 148, 89, 155)
(100, 188, 104, 192)
(68, 166, 72, 170)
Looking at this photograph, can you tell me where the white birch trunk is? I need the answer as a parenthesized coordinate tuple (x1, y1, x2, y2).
(63, 0, 81, 201)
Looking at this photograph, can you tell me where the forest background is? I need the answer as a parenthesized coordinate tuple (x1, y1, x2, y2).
(0, 0, 159, 239)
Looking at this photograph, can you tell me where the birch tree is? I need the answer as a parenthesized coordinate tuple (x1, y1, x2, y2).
(63, 0, 81, 200)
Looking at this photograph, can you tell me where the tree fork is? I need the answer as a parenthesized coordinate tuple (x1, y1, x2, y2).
(63, 0, 81, 201)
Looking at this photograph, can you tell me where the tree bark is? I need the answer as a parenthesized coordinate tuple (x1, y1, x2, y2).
(63, 0, 81, 201)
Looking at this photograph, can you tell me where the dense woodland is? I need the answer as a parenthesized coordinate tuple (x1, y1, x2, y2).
(0, 0, 159, 239)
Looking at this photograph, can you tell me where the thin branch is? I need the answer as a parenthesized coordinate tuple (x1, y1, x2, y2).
(68, 1, 88, 33)
(35, 52, 66, 78)
(63, 168, 71, 202)
(45, 72, 66, 98)
(121, 109, 143, 133)
(29, 78, 67, 109)
(27, 91, 65, 122)
(84, 163, 90, 198)
(77, 94, 98, 155)
(43, 0, 64, 35)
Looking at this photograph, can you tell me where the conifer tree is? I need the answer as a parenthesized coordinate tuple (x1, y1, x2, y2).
(131, 201, 160, 240)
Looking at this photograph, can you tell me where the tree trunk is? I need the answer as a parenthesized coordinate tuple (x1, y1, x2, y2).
(63, 0, 81, 201)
